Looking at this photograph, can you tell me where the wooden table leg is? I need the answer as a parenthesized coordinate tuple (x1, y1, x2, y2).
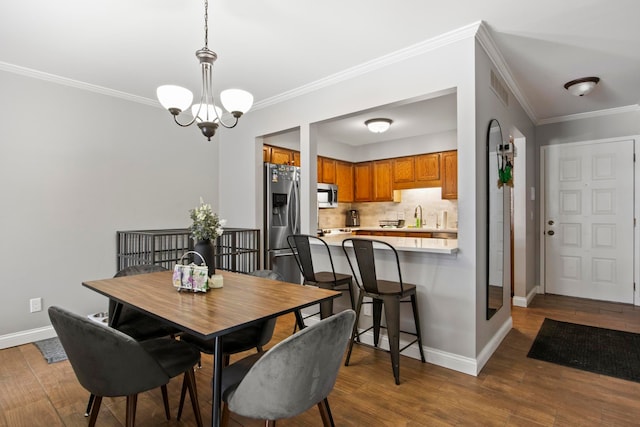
(212, 336, 222, 427)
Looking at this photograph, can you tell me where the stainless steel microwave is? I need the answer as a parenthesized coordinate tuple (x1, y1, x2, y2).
(317, 183, 338, 208)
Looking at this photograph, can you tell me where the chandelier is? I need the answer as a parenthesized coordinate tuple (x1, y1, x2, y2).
(156, 0, 253, 141)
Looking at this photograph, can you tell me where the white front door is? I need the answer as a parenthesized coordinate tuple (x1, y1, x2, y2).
(543, 139, 634, 303)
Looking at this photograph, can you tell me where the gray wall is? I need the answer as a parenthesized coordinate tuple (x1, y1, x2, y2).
(0, 70, 219, 346)
(474, 40, 536, 355)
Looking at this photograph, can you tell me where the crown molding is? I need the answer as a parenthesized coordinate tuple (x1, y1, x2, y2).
(253, 21, 482, 111)
(474, 21, 539, 124)
(537, 104, 640, 125)
(0, 61, 159, 108)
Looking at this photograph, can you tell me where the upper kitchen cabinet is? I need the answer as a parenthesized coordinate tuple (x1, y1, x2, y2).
(415, 153, 441, 185)
(291, 151, 300, 167)
(354, 162, 373, 202)
(392, 153, 441, 189)
(441, 150, 458, 199)
(263, 145, 271, 163)
(318, 157, 336, 184)
(392, 156, 415, 188)
(335, 160, 354, 202)
(264, 144, 300, 166)
(372, 159, 393, 202)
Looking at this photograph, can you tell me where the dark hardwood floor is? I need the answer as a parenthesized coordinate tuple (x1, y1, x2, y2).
(2, 294, 640, 426)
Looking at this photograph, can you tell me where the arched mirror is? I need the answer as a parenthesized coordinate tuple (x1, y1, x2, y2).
(487, 119, 506, 319)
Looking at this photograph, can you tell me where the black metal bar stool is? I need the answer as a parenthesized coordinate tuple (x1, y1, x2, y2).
(341, 237, 426, 385)
(288, 234, 356, 324)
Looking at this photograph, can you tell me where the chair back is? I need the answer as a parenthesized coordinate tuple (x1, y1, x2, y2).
(109, 264, 167, 319)
(246, 270, 284, 347)
(226, 309, 356, 420)
(48, 306, 169, 397)
(342, 238, 405, 294)
(287, 234, 338, 284)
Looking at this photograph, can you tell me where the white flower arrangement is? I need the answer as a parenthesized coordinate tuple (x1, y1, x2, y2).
(189, 198, 226, 241)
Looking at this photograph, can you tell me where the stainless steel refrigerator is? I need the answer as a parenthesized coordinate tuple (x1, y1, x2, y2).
(264, 163, 301, 283)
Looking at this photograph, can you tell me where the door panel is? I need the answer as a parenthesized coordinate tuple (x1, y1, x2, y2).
(544, 139, 634, 303)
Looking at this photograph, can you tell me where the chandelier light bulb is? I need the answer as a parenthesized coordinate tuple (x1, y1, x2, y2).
(191, 103, 223, 123)
(220, 89, 254, 117)
(157, 85, 193, 114)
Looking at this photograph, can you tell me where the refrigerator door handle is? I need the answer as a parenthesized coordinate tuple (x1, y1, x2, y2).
(289, 178, 300, 234)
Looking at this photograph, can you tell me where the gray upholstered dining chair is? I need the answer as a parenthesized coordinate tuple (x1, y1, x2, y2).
(48, 305, 203, 427)
(287, 234, 355, 323)
(109, 264, 181, 340)
(219, 309, 356, 427)
(342, 237, 426, 385)
(85, 264, 181, 417)
(176, 269, 283, 421)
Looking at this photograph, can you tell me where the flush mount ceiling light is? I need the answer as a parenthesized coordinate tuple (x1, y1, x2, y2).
(563, 77, 600, 97)
(156, 0, 253, 141)
(365, 118, 393, 133)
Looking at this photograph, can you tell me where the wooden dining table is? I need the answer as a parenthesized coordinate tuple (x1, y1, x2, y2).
(83, 269, 340, 427)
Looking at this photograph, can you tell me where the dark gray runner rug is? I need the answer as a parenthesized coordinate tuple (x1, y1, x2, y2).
(34, 337, 68, 363)
(527, 318, 640, 382)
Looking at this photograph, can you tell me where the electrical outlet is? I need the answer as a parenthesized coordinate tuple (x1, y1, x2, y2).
(29, 298, 42, 313)
(363, 297, 372, 316)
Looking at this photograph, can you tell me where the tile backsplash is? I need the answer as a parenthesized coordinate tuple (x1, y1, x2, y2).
(318, 188, 458, 229)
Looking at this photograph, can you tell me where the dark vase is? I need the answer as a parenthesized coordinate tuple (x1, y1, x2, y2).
(194, 239, 216, 277)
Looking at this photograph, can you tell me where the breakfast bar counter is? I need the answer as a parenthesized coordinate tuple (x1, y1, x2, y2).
(319, 233, 458, 254)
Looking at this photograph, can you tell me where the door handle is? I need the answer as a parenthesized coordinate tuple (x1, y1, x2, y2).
(547, 230, 555, 236)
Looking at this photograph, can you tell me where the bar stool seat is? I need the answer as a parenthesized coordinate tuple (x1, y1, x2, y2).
(342, 237, 426, 385)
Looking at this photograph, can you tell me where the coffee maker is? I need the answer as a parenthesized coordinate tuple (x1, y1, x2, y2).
(346, 209, 360, 227)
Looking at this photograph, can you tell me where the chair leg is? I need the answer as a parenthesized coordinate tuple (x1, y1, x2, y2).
(317, 397, 335, 427)
(87, 395, 102, 427)
(221, 402, 231, 427)
(161, 384, 170, 419)
(383, 296, 401, 385)
(185, 368, 203, 427)
(177, 377, 187, 420)
(345, 292, 364, 366)
(410, 294, 426, 363)
(84, 393, 95, 417)
(125, 394, 138, 427)
(372, 299, 383, 347)
(347, 279, 356, 311)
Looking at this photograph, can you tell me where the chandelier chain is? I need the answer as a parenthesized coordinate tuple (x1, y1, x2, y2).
(204, 0, 209, 49)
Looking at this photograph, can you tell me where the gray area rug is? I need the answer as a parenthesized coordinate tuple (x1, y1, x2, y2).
(34, 337, 68, 363)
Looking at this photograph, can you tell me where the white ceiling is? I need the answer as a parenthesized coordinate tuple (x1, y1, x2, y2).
(2, 0, 639, 143)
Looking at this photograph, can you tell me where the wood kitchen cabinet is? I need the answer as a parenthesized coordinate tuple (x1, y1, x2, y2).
(354, 162, 373, 202)
(392, 156, 415, 188)
(392, 153, 441, 189)
(415, 152, 441, 185)
(318, 157, 336, 184)
(441, 150, 458, 199)
(335, 160, 354, 202)
(265, 145, 299, 166)
(372, 159, 393, 201)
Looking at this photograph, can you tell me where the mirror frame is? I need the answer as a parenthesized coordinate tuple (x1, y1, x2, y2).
(486, 119, 505, 320)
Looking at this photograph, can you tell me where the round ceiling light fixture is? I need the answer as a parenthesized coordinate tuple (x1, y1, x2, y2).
(365, 118, 393, 133)
(563, 77, 600, 97)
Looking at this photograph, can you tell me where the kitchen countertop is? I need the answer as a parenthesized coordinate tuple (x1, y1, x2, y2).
(354, 226, 458, 233)
(318, 233, 458, 254)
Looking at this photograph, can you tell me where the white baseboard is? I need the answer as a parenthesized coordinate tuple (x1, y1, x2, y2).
(0, 326, 56, 350)
(475, 316, 512, 374)
(512, 286, 539, 307)
(304, 315, 481, 376)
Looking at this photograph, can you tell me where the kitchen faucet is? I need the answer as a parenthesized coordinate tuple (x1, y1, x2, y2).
(414, 204, 423, 228)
